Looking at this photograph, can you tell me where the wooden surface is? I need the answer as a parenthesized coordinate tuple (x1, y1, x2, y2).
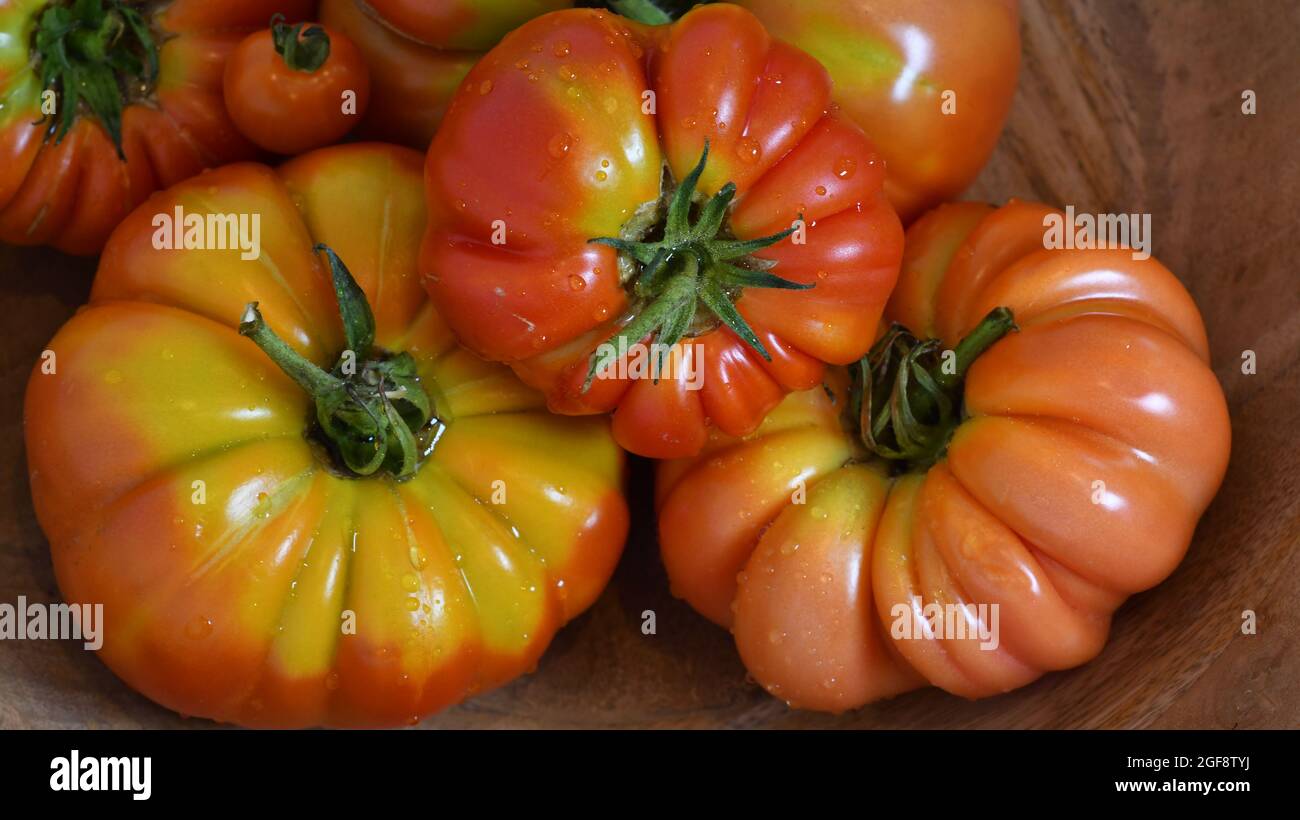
(1, 0, 1298, 728)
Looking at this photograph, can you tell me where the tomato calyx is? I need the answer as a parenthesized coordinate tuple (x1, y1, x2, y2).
(239, 245, 435, 480)
(270, 13, 330, 73)
(33, 0, 159, 158)
(607, 0, 673, 26)
(851, 307, 1017, 470)
(584, 141, 809, 389)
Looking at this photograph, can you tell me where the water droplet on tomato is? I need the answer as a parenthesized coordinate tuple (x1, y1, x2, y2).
(553, 40, 571, 58)
(478, 80, 493, 95)
(184, 616, 213, 640)
(834, 157, 857, 179)
(548, 132, 575, 159)
(736, 137, 762, 164)
(568, 274, 586, 290)
(815, 185, 828, 196)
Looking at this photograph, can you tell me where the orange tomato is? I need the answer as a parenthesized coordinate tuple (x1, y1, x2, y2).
(656, 200, 1231, 712)
(223, 17, 371, 155)
(25, 143, 628, 727)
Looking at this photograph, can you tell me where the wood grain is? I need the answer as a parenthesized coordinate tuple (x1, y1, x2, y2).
(1, 0, 1297, 728)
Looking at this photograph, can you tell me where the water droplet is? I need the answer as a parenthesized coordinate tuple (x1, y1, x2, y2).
(405, 597, 420, 611)
(401, 573, 420, 592)
(553, 41, 571, 58)
(815, 185, 828, 196)
(736, 137, 762, 164)
(681, 116, 698, 130)
(558, 64, 576, 81)
(184, 616, 213, 640)
(834, 157, 857, 179)
(568, 274, 587, 290)
(478, 80, 493, 95)
(595, 170, 608, 182)
(548, 132, 575, 159)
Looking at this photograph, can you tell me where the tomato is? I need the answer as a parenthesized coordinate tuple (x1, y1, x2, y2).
(656, 200, 1231, 712)
(0, 0, 314, 255)
(733, 0, 1020, 223)
(421, 5, 904, 458)
(223, 16, 371, 155)
(25, 143, 629, 728)
(319, 0, 575, 147)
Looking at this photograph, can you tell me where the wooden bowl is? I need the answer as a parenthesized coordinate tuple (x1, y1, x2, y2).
(1, 0, 1296, 728)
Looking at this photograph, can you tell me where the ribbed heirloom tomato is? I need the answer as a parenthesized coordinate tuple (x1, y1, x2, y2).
(0, 0, 313, 254)
(421, 4, 904, 458)
(25, 143, 628, 728)
(656, 200, 1231, 712)
(320, 0, 574, 147)
(734, 0, 1021, 222)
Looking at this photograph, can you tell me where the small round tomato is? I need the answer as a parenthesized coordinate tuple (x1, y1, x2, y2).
(223, 15, 371, 155)
(657, 200, 1231, 712)
(421, 5, 904, 459)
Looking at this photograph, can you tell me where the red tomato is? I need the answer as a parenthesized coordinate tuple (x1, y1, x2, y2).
(224, 16, 371, 155)
(0, 0, 314, 255)
(319, 0, 575, 147)
(734, 0, 1021, 222)
(657, 200, 1231, 712)
(421, 5, 904, 458)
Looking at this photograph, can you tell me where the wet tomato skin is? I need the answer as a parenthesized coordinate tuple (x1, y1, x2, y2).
(421, 5, 904, 459)
(26, 144, 629, 728)
(657, 200, 1231, 712)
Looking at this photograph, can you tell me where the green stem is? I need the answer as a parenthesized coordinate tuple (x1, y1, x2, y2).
(608, 0, 673, 26)
(239, 303, 343, 398)
(271, 14, 330, 73)
(935, 307, 1016, 393)
(584, 141, 810, 392)
(34, 0, 159, 157)
(853, 307, 1018, 469)
(238, 247, 434, 480)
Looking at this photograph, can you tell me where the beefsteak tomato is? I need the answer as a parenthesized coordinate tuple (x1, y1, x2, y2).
(656, 200, 1231, 712)
(319, 0, 574, 147)
(0, 0, 313, 255)
(733, 0, 1021, 222)
(25, 143, 629, 728)
(421, 4, 904, 458)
